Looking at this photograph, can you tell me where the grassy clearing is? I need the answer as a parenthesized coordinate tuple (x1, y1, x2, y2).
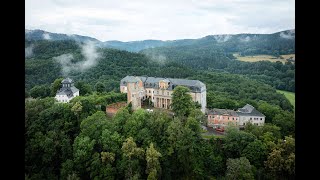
(233, 53, 295, 64)
(280, 54, 295, 61)
(277, 90, 295, 108)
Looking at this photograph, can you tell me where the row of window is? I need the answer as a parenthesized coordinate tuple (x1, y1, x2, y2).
(224, 117, 263, 121)
(209, 122, 262, 126)
(63, 84, 71, 87)
(249, 117, 263, 120)
(209, 122, 238, 125)
(147, 90, 170, 96)
(208, 115, 238, 121)
(209, 116, 263, 121)
(145, 95, 154, 100)
(243, 123, 260, 126)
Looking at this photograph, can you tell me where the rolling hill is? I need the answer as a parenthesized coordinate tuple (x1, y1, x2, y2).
(25, 29, 100, 43)
(25, 29, 295, 93)
(25, 29, 295, 56)
(25, 39, 293, 111)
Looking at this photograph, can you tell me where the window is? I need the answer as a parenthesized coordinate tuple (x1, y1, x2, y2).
(232, 117, 234, 120)
(243, 123, 246, 125)
(153, 97, 154, 99)
(153, 91, 154, 93)
(157, 91, 159, 94)
(132, 94, 134, 97)
(149, 90, 151, 93)
(167, 92, 169, 95)
(250, 118, 252, 120)
(260, 118, 263, 120)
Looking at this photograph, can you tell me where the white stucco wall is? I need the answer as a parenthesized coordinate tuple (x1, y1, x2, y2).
(200, 90, 206, 113)
(74, 91, 79, 97)
(239, 116, 265, 126)
(120, 85, 127, 93)
(145, 88, 155, 101)
(55, 95, 69, 103)
(55, 91, 79, 103)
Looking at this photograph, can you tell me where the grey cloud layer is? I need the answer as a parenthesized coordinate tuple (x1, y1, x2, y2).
(26, 0, 294, 41)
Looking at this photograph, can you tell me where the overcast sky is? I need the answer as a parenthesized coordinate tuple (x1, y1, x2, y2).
(26, 0, 295, 41)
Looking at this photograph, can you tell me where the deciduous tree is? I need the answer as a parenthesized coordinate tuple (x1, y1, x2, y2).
(146, 143, 162, 180)
(225, 157, 254, 180)
(171, 86, 195, 118)
(50, 78, 63, 96)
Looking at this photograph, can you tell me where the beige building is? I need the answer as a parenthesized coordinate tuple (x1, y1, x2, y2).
(206, 104, 266, 130)
(236, 104, 266, 126)
(120, 76, 207, 113)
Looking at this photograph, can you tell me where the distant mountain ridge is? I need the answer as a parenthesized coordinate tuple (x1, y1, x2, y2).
(143, 29, 295, 56)
(25, 29, 100, 43)
(25, 29, 295, 53)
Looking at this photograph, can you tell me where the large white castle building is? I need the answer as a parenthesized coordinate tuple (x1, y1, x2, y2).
(120, 76, 207, 113)
(55, 78, 79, 103)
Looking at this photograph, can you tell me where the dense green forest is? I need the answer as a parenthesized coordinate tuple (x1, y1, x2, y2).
(26, 29, 295, 55)
(25, 38, 295, 179)
(25, 87, 295, 179)
(141, 44, 295, 92)
(25, 40, 293, 111)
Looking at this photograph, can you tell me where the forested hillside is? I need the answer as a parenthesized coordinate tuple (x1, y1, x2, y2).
(26, 29, 295, 56)
(25, 29, 295, 92)
(141, 42, 295, 92)
(25, 39, 293, 111)
(25, 36, 295, 179)
(25, 29, 100, 42)
(25, 88, 295, 179)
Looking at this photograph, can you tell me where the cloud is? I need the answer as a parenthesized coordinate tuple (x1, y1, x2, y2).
(239, 36, 251, 42)
(279, 29, 295, 39)
(54, 53, 74, 76)
(79, 41, 101, 70)
(25, 45, 34, 58)
(25, 0, 295, 41)
(43, 33, 51, 40)
(214, 35, 232, 42)
(54, 41, 101, 76)
(143, 50, 167, 65)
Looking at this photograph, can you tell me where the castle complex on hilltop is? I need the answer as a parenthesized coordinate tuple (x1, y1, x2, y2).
(120, 75, 265, 129)
(120, 76, 207, 113)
